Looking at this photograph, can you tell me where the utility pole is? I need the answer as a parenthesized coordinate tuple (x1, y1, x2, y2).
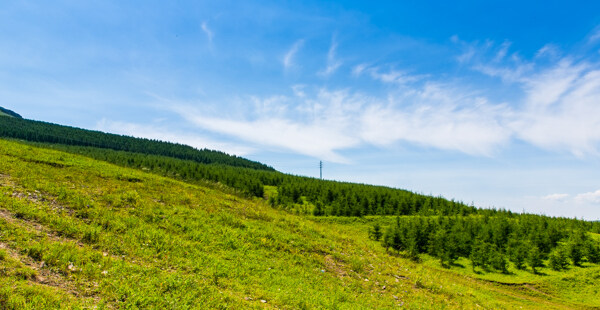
(319, 161, 323, 180)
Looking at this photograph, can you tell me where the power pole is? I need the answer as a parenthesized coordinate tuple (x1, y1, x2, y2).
(319, 161, 323, 180)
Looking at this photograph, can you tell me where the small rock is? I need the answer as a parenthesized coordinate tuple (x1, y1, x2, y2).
(364, 278, 369, 282)
(101, 270, 108, 275)
(40, 261, 46, 268)
(244, 297, 253, 301)
(260, 300, 267, 303)
(382, 286, 386, 290)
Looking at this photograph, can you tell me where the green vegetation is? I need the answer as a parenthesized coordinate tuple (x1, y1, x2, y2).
(0, 106, 22, 118)
(1, 139, 600, 309)
(0, 116, 272, 170)
(375, 215, 599, 274)
(2, 111, 600, 308)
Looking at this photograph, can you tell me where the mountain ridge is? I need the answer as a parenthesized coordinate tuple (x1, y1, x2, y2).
(0, 106, 22, 118)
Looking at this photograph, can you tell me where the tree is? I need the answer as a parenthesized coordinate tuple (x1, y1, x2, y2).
(312, 201, 324, 216)
(527, 246, 543, 274)
(549, 245, 569, 271)
(586, 241, 600, 264)
(507, 242, 528, 270)
(490, 248, 509, 274)
(568, 238, 585, 267)
(429, 229, 457, 268)
(369, 223, 383, 241)
(470, 239, 491, 272)
(381, 227, 394, 252)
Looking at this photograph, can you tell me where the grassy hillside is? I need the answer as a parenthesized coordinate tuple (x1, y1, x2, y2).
(1, 139, 599, 309)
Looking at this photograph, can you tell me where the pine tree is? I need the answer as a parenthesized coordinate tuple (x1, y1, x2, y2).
(369, 223, 382, 241)
(586, 241, 600, 264)
(527, 246, 543, 274)
(549, 245, 569, 271)
(469, 239, 490, 272)
(507, 242, 527, 270)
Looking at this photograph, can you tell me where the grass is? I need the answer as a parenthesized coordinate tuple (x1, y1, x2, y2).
(0, 138, 599, 309)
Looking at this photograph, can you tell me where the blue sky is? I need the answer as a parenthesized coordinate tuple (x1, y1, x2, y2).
(2, 1, 600, 219)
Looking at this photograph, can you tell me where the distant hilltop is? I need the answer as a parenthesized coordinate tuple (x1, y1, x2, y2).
(0, 106, 22, 118)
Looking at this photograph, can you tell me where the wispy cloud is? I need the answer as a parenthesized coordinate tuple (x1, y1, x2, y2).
(201, 21, 214, 42)
(370, 68, 424, 85)
(460, 40, 600, 157)
(542, 193, 570, 202)
(493, 41, 511, 62)
(318, 38, 342, 77)
(575, 189, 600, 204)
(352, 63, 368, 76)
(535, 44, 560, 59)
(352, 64, 423, 85)
(283, 39, 304, 70)
(166, 82, 511, 162)
(588, 27, 600, 43)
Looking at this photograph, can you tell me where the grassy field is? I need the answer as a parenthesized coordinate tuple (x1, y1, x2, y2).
(1, 138, 599, 309)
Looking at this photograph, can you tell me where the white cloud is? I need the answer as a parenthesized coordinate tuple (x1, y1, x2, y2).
(588, 27, 600, 42)
(352, 63, 368, 77)
(510, 62, 600, 157)
(352, 64, 424, 85)
(291, 84, 306, 98)
(318, 39, 342, 77)
(462, 40, 600, 157)
(359, 84, 510, 155)
(535, 44, 560, 59)
(201, 21, 214, 42)
(283, 39, 304, 70)
(575, 190, 600, 204)
(172, 106, 358, 163)
(494, 41, 511, 62)
(542, 193, 569, 202)
(369, 67, 423, 85)
(167, 83, 511, 162)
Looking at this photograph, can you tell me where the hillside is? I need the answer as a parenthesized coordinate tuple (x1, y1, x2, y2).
(0, 107, 22, 118)
(1, 139, 600, 309)
(0, 115, 272, 171)
(0, 114, 480, 214)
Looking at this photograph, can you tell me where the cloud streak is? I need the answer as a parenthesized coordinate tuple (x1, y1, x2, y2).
(318, 38, 342, 77)
(201, 21, 214, 42)
(283, 39, 304, 70)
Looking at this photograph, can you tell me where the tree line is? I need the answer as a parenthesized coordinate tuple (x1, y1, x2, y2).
(0, 116, 272, 171)
(371, 215, 600, 273)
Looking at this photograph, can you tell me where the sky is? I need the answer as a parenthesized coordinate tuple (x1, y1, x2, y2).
(2, 1, 600, 219)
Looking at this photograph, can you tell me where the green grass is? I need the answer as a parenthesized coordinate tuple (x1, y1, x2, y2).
(0, 138, 599, 309)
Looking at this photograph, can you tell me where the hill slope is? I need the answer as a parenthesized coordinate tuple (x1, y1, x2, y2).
(0, 106, 22, 118)
(1, 139, 599, 309)
(0, 115, 272, 171)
